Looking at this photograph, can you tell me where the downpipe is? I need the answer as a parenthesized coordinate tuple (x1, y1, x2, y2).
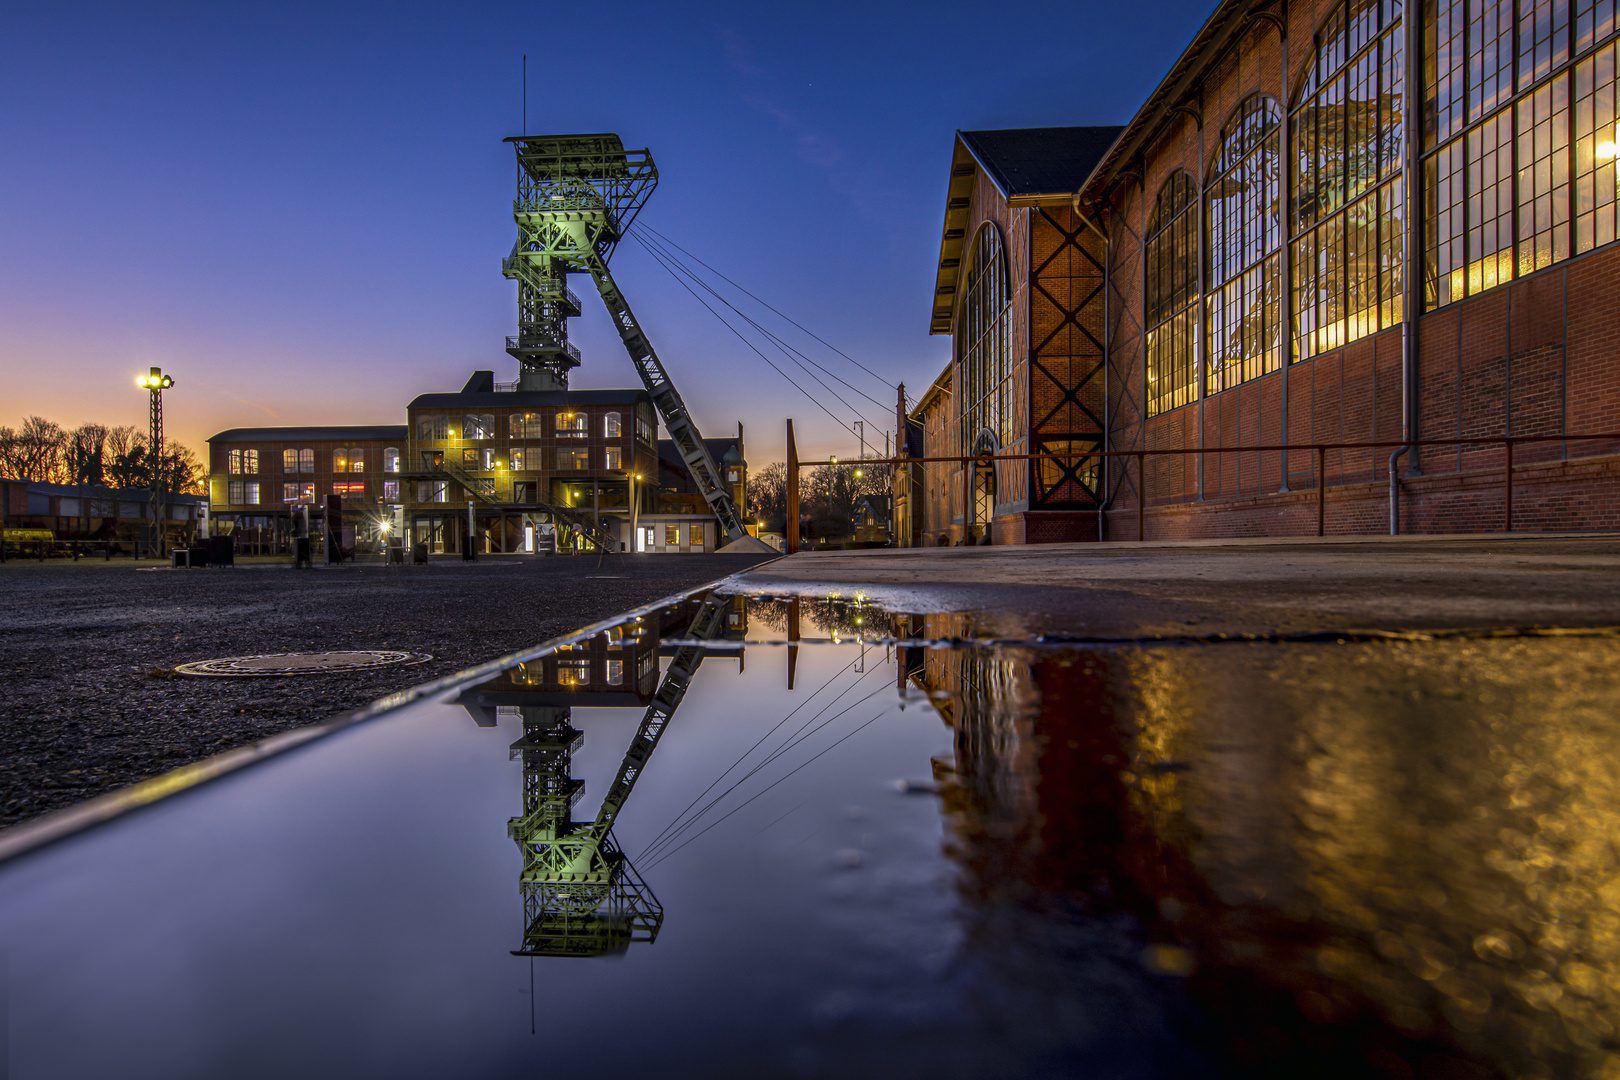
(1388, 445, 1409, 535)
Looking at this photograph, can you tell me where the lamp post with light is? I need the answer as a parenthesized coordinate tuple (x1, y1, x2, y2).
(135, 367, 175, 559)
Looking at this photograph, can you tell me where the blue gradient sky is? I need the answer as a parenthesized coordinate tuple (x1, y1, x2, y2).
(0, 1, 1211, 463)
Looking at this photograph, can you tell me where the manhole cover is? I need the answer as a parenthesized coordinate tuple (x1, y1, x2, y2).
(173, 651, 433, 678)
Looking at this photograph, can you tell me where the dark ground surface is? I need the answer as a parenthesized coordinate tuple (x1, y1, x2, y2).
(0, 553, 770, 828)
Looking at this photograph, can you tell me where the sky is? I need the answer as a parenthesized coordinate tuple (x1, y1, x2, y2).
(0, 0, 1214, 464)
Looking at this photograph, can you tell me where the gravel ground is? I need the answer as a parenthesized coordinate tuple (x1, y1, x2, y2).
(0, 553, 771, 828)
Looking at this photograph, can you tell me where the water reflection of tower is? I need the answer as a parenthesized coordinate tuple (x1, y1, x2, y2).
(459, 596, 729, 957)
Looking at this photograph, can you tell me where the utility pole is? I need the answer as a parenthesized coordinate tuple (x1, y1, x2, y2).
(135, 367, 174, 560)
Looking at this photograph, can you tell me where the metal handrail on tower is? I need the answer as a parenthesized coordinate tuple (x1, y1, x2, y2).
(499, 132, 748, 545)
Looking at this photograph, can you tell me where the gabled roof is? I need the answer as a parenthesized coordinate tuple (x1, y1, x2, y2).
(931, 126, 1123, 335)
(959, 127, 1126, 201)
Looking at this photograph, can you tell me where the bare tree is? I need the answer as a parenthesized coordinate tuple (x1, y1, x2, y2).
(747, 461, 787, 528)
(65, 424, 109, 486)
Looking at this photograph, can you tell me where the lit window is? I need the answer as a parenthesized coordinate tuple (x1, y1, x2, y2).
(333, 482, 365, 499)
(382, 481, 399, 502)
(227, 449, 242, 474)
(605, 412, 622, 438)
(417, 480, 448, 503)
(665, 523, 681, 546)
(228, 480, 245, 504)
(556, 659, 590, 686)
(510, 448, 528, 471)
(464, 413, 495, 440)
(1292, 0, 1405, 356)
(283, 449, 298, 473)
(510, 413, 544, 439)
(462, 448, 479, 468)
(606, 658, 624, 685)
(605, 447, 622, 470)
(1207, 94, 1283, 393)
(482, 449, 498, 470)
(416, 414, 448, 441)
(726, 467, 739, 482)
(1145, 171, 1198, 415)
(636, 414, 654, 444)
(299, 449, 314, 474)
(556, 448, 589, 470)
(957, 223, 1013, 455)
(556, 412, 588, 437)
(383, 447, 399, 473)
(283, 482, 314, 503)
(1423, 0, 1583, 307)
(332, 449, 349, 473)
(245, 481, 259, 505)
(349, 449, 364, 473)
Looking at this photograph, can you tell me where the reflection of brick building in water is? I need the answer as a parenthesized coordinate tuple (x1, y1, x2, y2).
(908, 0, 1620, 545)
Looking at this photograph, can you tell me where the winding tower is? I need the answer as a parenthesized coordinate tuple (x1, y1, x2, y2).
(500, 133, 747, 544)
(502, 594, 730, 956)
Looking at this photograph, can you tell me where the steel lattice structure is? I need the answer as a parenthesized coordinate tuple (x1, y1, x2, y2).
(500, 132, 747, 544)
(507, 594, 730, 957)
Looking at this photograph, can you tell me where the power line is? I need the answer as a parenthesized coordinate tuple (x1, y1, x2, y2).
(639, 223, 896, 396)
(632, 231, 884, 430)
(635, 228, 892, 416)
(629, 233, 857, 435)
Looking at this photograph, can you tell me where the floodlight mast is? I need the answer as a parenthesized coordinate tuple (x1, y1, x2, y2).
(500, 133, 748, 545)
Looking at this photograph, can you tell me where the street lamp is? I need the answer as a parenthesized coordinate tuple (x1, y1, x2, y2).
(135, 366, 175, 559)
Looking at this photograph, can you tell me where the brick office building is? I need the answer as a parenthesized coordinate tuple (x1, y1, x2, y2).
(404, 372, 661, 555)
(207, 425, 408, 553)
(911, 0, 1620, 543)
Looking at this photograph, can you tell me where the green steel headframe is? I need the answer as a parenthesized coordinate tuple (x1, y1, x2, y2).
(500, 131, 747, 544)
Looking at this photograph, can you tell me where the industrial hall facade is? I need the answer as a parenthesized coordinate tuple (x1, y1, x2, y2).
(906, 0, 1620, 545)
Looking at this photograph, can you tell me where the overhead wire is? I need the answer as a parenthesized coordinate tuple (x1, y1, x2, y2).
(628, 233, 855, 434)
(631, 231, 883, 431)
(638, 223, 897, 398)
(642, 702, 893, 872)
(636, 652, 864, 858)
(634, 228, 892, 416)
(638, 672, 892, 865)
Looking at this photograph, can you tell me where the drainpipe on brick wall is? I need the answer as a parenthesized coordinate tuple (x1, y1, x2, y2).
(1392, 0, 1423, 535)
(1072, 194, 1110, 542)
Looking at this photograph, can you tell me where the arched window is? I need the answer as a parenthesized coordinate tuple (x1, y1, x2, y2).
(1146, 171, 1199, 415)
(1206, 94, 1283, 394)
(957, 224, 1013, 455)
(1292, 0, 1405, 356)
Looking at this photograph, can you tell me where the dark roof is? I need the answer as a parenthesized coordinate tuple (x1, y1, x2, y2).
(958, 126, 1125, 200)
(408, 388, 649, 410)
(657, 437, 742, 478)
(208, 426, 408, 443)
(6, 478, 205, 503)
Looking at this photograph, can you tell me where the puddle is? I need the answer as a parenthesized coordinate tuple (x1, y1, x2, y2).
(3, 591, 1620, 1078)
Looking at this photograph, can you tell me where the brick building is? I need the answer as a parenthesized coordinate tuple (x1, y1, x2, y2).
(910, 0, 1620, 543)
(207, 425, 408, 554)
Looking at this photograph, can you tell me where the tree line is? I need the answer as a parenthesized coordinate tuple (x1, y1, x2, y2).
(746, 461, 889, 537)
(0, 416, 206, 494)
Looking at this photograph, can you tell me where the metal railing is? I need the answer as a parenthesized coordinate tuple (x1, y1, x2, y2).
(504, 336, 582, 364)
(785, 432, 1620, 549)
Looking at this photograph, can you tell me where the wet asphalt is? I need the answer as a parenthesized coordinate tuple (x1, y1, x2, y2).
(0, 553, 770, 828)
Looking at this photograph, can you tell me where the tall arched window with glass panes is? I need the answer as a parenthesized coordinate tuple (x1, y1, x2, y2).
(1146, 171, 1199, 416)
(1292, 0, 1406, 358)
(1425, 0, 1617, 307)
(958, 223, 1014, 454)
(1207, 94, 1284, 394)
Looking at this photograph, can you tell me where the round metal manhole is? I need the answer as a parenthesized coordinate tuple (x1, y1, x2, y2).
(173, 650, 434, 678)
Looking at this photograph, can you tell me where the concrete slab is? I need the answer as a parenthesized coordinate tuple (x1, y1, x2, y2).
(732, 534, 1620, 638)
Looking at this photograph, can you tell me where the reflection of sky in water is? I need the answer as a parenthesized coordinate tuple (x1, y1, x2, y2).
(3, 595, 1620, 1077)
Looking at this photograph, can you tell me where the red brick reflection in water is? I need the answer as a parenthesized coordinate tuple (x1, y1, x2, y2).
(919, 637, 1506, 1080)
